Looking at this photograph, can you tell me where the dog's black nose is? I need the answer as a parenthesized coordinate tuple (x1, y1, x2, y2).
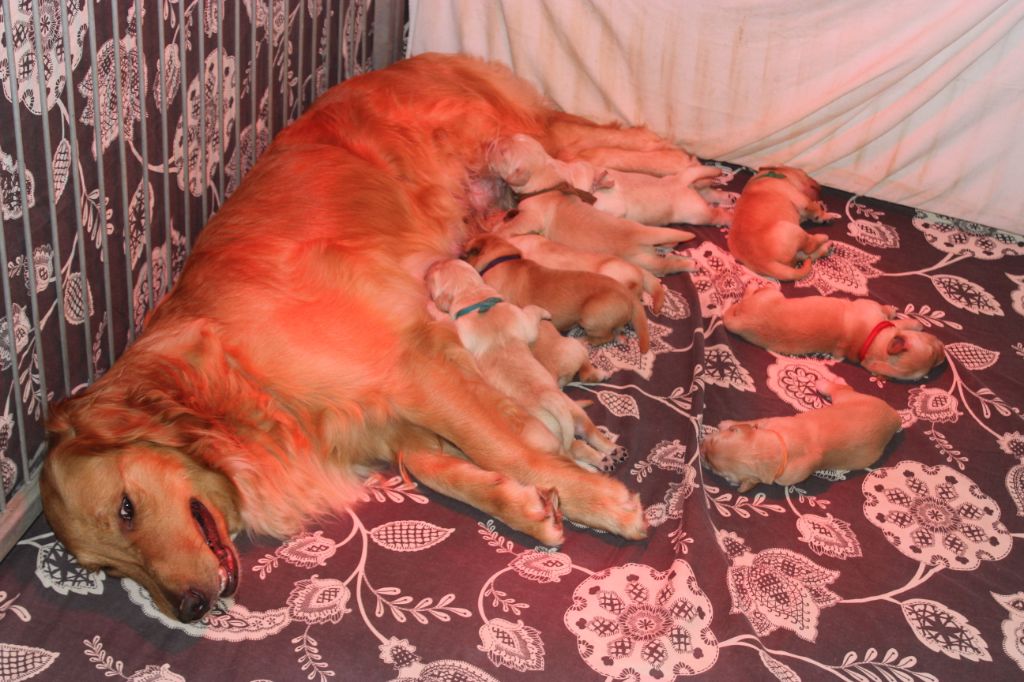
(178, 588, 211, 622)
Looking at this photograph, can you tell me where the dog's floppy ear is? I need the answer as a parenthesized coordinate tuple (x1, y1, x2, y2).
(887, 334, 908, 356)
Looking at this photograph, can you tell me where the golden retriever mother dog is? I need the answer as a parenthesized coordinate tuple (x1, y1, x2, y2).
(39, 53, 680, 622)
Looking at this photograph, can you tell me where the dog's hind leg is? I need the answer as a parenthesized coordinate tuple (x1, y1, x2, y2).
(398, 449, 565, 546)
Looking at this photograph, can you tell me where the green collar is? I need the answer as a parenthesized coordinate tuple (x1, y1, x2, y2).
(755, 170, 786, 180)
(454, 296, 503, 319)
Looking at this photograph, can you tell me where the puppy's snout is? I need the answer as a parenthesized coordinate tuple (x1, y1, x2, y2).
(178, 587, 211, 622)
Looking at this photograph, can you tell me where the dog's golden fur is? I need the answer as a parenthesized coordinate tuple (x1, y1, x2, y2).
(41, 53, 664, 622)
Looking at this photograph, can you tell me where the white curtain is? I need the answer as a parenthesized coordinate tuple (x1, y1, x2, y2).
(408, 0, 1024, 235)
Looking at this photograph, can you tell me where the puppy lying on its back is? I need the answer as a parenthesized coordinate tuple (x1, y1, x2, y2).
(727, 166, 840, 281)
(488, 133, 731, 226)
(724, 285, 946, 381)
(495, 192, 696, 276)
(702, 380, 901, 492)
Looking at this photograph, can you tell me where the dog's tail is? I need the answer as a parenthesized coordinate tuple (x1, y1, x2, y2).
(632, 302, 651, 353)
(641, 269, 666, 314)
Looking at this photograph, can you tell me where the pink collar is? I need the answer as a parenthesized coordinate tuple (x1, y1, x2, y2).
(858, 320, 895, 363)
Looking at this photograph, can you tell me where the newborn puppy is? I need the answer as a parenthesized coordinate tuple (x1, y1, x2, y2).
(426, 259, 618, 470)
(702, 380, 900, 492)
(727, 166, 840, 281)
(724, 285, 946, 381)
(488, 134, 731, 226)
(531, 320, 608, 387)
(508, 233, 667, 314)
(462, 233, 651, 353)
(496, 191, 696, 276)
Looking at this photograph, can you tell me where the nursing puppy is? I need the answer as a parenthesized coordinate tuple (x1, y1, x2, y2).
(496, 192, 696, 276)
(462, 233, 651, 352)
(426, 259, 619, 470)
(488, 133, 731, 226)
(508, 233, 667, 314)
(727, 166, 840, 281)
(531, 320, 608, 387)
(702, 380, 901, 492)
(724, 285, 946, 381)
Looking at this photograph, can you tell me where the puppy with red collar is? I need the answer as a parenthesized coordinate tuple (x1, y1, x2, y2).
(702, 380, 901, 492)
(462, 232, 651, 353)
(724, 285, 946, 381)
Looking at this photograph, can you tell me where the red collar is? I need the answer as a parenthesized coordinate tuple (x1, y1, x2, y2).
(857, 320, 895, 363)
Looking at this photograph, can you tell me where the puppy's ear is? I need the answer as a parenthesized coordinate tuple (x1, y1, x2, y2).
(887, 334, 908, 356)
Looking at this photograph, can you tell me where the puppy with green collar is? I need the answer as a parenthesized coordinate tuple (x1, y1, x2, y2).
(727, 165, 840, 281)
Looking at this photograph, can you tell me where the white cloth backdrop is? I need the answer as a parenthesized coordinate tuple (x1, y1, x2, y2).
(407, 0, 1024, 235)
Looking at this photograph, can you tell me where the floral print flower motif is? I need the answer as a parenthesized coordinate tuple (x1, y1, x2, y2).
(1005, 462, 1024, 518)
(285, 574, 351, 625)
(126, 663, 186, 682)
(766, 358, 839, 413)
(0, 303, 30, 370)
(997, 432, 1024, 459)
(701, 344, 755, 391)
(932, 274, 1003, 317)
(796, 513, 862, 559)
(477, 618, 545, 672)
(901, 599, 991, 662)
(907, 387, 961, 424)
(0, 0, 88, 113)
(662, 471, 697, 520)
(79, 33, 146, 157)
(385, 659, 498, 682)
(992, 591, 1024, 671)
(1, 454, 16, 495)
(1, 148, 34, 220)
(173, 52, 237, 197)
(688, 242, 750, 318)
(510, 550, 572, 584)
(227, 94, 272, 194)
(717, 530, 840, 642)
(378, 637, 422, 671)
(847, 219, 900, 249)
(794, 241, 882, 297)
(862, 461, 1012, 570)
(277, 530, 338, 568)
(0, 413, 12, 453)
(912, 211, 1024, 260)
(564, 560, 718, 679)
(26, 244, 54, 293)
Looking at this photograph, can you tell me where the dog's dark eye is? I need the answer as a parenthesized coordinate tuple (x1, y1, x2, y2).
(119, 495, 134, 525)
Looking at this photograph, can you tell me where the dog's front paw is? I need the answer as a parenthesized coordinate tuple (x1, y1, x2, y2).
(518, 485, 565, 547)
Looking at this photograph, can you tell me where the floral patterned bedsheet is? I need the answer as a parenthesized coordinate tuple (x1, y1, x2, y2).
(2, 164, 1023, 681)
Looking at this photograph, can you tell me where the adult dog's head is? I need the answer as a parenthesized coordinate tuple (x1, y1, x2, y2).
(40, 356, 243, 623)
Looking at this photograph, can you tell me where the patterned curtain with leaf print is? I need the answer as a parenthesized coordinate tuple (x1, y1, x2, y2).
(0, 0, 404, 557)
